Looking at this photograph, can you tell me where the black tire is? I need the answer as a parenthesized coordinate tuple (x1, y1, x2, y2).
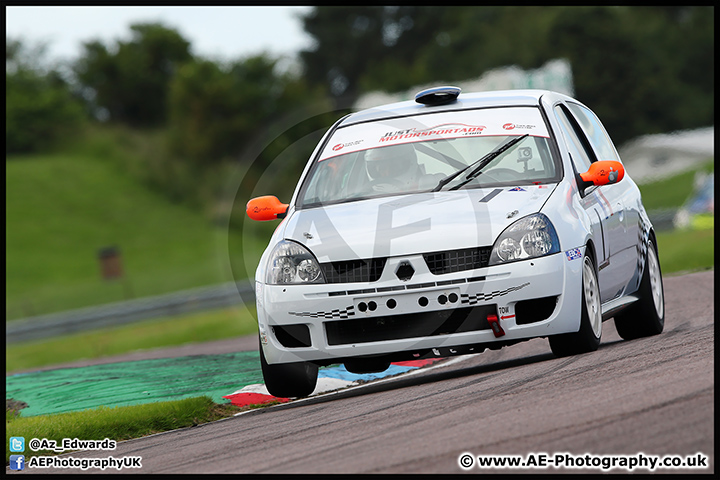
(259, 339, 318, 398)
(613, 239, 665, 339)
(549, 253, 602, 357)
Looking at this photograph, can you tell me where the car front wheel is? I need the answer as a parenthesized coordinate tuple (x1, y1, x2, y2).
(549, 253, 602, 357)
(613, 239, 664, 339)
(259, 338, 318, 398)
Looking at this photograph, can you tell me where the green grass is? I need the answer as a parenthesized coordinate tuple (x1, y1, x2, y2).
(6, 306, 266, 466)
(6, 305, 259, 373)
(6, 396, 249, 464)
(5, 151, 269, 320)
(635, 159, 714, 274)
(637, 159, 713, 211)
(656, 228, 714, 276)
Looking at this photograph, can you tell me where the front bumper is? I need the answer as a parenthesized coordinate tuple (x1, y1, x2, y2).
(257, 249, 584, 364)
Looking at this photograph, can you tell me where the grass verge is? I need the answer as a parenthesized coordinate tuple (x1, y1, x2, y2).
(6, 305, 259, 373)
(5, 396, 259, 465)
(636, 159, 713, 211)
(655, 227, 714, 276)
(5, 149, 264, 320)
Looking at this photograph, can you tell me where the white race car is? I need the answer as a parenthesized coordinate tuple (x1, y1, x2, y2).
(247, 87, 665, 398)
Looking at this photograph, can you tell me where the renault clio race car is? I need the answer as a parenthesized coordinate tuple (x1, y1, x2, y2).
(246, 87, 665, 398)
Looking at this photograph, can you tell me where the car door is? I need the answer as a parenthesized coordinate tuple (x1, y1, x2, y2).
(553, 103, 630, 303)
(565, 102, 639, 297)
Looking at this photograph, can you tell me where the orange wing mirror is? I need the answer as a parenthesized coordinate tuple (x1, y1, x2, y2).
(246, 196, 289, 221)
(580, 160, 625, 186)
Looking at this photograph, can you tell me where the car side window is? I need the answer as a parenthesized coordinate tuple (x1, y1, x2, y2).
(553, 105, 594, 174)
(567, 103, 620, 162)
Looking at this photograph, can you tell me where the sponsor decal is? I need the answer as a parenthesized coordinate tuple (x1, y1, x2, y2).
(319, 107, 550, 161)
(504, 123, 537, 130)
(379, 123, 486, 143)
(331, 139, 364, 152)
(565, 248, 582, 261)
(508, 187, 526, 192)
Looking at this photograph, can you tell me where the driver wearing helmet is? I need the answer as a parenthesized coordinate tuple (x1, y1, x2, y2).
(364, 143, 422, 193)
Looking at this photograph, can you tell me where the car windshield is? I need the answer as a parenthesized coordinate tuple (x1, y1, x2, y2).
(297, 106, 561, 208)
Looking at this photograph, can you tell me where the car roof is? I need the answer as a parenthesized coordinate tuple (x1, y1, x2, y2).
(341, 89, 574, 127)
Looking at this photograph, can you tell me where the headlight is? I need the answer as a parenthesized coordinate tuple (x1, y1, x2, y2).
(266, 240, 326, 285)
(489, 213, 560, 265)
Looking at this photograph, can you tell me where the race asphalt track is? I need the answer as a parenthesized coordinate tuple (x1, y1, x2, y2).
(12, 270, 714, 474)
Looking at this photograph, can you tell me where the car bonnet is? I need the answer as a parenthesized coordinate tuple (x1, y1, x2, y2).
(282, 184, 556, 263)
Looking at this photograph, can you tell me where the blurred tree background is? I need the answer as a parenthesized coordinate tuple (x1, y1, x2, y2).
(7, 6, 713, 214)
(4, 5, 714, 318)
(74, 23, 193, 127)
(301, 6, 713, 145)
(6, 39, 87, 153)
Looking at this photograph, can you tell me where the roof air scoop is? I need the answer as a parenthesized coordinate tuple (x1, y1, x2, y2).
(414, 86, 461, 106)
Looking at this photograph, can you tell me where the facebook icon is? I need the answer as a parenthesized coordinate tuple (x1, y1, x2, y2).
(10, 455, 25, 471)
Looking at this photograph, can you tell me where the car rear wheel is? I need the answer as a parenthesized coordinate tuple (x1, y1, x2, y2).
(613, 239, 664, 339)
(259, 338, 318, 398)
(549, 253, 602, 357)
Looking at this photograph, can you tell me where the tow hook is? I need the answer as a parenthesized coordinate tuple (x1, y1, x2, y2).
(487, 314, 506, 338)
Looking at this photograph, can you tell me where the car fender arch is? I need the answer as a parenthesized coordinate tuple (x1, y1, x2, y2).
(584, 239, 598, 268)
(541, 181, 594, 251)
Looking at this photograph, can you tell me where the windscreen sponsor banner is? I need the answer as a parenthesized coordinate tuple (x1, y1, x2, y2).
(320, 107, 549, 161)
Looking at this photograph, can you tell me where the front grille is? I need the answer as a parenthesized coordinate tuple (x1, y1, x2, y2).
(325, 305, 496, 345)
(320, 258, 387, 283)
(423, 247, 491, 275)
